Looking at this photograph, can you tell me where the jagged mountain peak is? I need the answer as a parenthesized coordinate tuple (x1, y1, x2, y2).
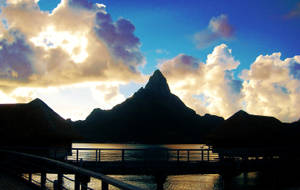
(144, 69, 170, 95)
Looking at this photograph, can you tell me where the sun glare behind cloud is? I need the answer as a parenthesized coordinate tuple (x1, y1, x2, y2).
(30, 26, 88, 63)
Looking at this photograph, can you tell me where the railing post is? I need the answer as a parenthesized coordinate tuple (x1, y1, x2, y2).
(122, 150, 125, 162)
(177, 150, 180, 162)
(102, 181, 108, 190)
(187, 150, 190, 162)
(41, 172, 46, 189)
(76, 149, 79, 163)
(99, 149, 101, 162)
(207, 149, 210, 161)
(201, 150, 204, 161)
(96, 149, 98, 162)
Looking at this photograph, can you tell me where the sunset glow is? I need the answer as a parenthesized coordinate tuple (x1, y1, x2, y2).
(0, 0, 299, 121)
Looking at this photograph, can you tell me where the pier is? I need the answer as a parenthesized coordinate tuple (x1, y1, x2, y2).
(1, 146, 300, 189)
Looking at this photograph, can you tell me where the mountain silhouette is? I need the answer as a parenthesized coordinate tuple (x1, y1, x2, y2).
(73, 70, 224, 143)
(0, 98, 78, 146)
(208, 110, 300, 147)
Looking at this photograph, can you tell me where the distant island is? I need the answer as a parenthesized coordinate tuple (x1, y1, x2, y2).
(71, 70, 224, 144)
(1, 70, 300, 147)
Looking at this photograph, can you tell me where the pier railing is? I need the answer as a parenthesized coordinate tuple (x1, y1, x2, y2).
(68, 148, 219, 163)
(0, 149, 146, 190)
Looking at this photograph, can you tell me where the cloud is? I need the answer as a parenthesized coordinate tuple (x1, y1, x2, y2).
(159, 44, 242, 118)
(241, 53, 300, 122)
(194, 14, 234, 48)
(0, 0, 144, 91)
(160, 44, 300, 122)
(91, 82, 126, 110)
(284, 2, 300, 19)
(0, 30, 34, 80)
(94, 12, 144, 71)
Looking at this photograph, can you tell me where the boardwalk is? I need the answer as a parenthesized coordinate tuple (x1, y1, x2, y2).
(1, 146, 300, 190)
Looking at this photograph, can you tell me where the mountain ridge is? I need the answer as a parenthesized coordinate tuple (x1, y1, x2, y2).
(208, 109, 300, 147)
(0, 98, 79, 146)
(72, 69, 224, 143)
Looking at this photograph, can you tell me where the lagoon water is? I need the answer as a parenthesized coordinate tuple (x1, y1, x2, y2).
(29, 143, 300, 190)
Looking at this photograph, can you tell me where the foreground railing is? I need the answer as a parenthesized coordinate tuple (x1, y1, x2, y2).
(0, 149, 146, 190)
(68, 148, 219, 163)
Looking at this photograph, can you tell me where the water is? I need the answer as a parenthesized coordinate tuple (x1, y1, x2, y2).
(68, 143, 218, 162)
(25, 143, 300, 190)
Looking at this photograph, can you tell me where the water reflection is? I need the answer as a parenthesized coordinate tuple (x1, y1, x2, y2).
(60, 144, 300, 189)
(25, 171, 300, 190)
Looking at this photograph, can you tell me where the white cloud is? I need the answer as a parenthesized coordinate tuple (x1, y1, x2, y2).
(160, 45, 300, 122)
(0, 0, 144, 90)
(159, 44, 242, 118)
(0, 0, 145, 120)
(241, 53, 300, 122)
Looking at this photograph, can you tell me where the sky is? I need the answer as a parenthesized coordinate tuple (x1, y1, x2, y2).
(0, 0, 300, 122)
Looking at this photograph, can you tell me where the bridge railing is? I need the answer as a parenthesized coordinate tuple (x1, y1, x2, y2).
(67, 148, 219, 163)
(0, 149, 146, 190)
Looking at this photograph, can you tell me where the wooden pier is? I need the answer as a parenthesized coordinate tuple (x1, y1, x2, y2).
(1, 146, 300, 190)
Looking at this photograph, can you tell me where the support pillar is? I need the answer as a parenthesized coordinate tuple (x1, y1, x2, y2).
(28, 173, 32, 182)
(102, 181, 108, 190)
(80, 175, 90, 190)
(122, 150, 125, 162)
(207, 150, 210, 161)
(74, 174, 80, 190)
(75, 173, 90, 190)
(56, 173, 63, 190)
(41, 172, 46, 190)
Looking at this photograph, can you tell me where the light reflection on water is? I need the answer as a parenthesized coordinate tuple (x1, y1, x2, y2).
(25, 144, 300, 190)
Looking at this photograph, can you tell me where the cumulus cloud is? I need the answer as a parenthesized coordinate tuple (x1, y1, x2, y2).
(160, 44, 300, 122)
(0, 0, 144, 91)
(94, 12, 144, 71)
(159, 44, 243, 118)
(194, 14, 234, 48)
(241, 53, 300, 122)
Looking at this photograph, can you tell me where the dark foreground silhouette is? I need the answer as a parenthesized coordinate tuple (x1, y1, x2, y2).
(0, 98, 79, 147)
(208, 110, 300, 148)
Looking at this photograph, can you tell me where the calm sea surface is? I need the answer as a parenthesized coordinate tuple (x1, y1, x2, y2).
(29, 143, 300, 190)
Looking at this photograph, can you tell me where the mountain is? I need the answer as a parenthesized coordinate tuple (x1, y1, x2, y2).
(73, 70, 224, 143)
(0, 98, 79, 146)
(208, 110, 300, 147)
